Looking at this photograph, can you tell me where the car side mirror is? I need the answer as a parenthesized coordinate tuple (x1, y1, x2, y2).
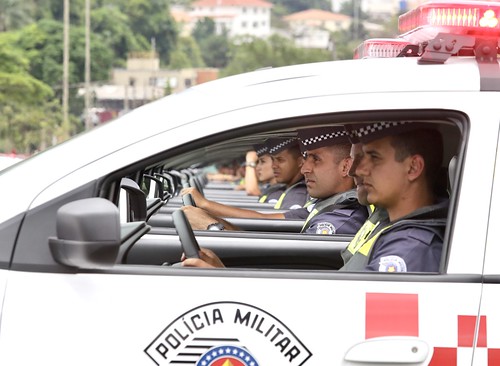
(49, 198, 121, 268)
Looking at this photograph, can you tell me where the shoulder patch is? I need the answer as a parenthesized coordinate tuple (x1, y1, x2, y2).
(378, 255, 407, 272)
(315, 222, 336, 235)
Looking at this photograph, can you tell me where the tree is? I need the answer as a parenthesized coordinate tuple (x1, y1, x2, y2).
(221, 35, 332, 77)
(17, 20, 114, 87)
(121, 0, 178, 65)
(169, 36, 205, 69)
(0, 0, 35, 31)
(192, 18, 231, 69)
(0, 35, 62, 154)
(91, 6, 150, 64)
(271, 0, 331, 13)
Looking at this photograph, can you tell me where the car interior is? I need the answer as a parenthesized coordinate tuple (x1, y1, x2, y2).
(49, 111, 464, 273)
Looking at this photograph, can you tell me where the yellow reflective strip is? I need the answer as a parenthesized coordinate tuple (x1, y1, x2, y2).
(346, 221, 378, 254)
(358, 224, 392, 256)
(302, 209, 318, 231)
(259, 195, 267, 203)
(274, 191, 286, 209)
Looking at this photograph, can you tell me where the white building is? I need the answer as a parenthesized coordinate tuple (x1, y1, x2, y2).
(283, 9, 351, 49)
(190, 0, 273, 38)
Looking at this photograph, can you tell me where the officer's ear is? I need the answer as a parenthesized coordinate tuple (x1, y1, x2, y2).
(341, 157, 352, 177)
(297, 155, 304, 167)
(407, 154, 425, 182)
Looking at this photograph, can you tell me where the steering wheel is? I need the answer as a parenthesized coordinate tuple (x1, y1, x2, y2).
(172, 209, 201, 259)
(182, 193, 197, 207)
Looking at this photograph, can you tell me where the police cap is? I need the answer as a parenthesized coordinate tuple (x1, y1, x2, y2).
(253, 143, 269, 158)
(266, 137, 299, 155)
(298, 126, 350, 152)
(348, 121, 430, 144)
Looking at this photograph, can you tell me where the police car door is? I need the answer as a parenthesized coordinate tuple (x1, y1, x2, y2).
(478, 115, 500, 365)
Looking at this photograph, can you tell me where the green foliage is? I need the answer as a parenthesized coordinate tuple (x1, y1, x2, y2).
(16, 19, 114, 86)
(91, 6, 150, 63)
(192, 18, 231, 68)
(271, 0, 331, 13)
(221, 35, 333, 77)
(169, 36, 205, 69)
(0, 99, 64, 154)
(0, 0, 35, 31)
(0, 37, 63, 154)
(121, 0, 178, 64)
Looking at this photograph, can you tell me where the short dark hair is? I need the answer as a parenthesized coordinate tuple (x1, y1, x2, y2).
(328, 142, 352, 163)
(390, 128, 443, 186)
(285, 143, 302, 159)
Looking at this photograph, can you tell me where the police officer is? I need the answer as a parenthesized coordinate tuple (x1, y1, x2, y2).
(285, 126, 368, 234)
(265, 137, 308, 210)
(180, 137, 308, 223)
(252, 143, 286, 204)
(339, 134, 389, 267)
(340, 121, 449, 272)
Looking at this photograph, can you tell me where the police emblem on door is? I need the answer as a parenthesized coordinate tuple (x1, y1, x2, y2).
(145, 301, 312, 365)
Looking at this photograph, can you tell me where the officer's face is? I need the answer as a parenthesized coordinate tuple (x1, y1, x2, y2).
(256, 154, 274, 182)
(271, 149, 303, 184)
(356, 136, 410, 210)
(349, 143, 369, 206)
(301, 146, 349, 199)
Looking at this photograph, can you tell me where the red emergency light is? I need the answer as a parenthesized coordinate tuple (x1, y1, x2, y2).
(353, 39, 412, 59)
(399, 1, 500, 43)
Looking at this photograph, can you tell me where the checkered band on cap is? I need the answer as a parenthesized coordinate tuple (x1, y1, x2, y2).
(254, 143, 268, 157)
(354, 121, 407, 138)
(350, 121, 416, 143)
(267, 137, 298, 155)
(298, 126, 350, 150)
(343, 124, 360, 144)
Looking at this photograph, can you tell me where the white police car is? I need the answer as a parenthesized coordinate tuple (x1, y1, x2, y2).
(0, 1, 499, 365)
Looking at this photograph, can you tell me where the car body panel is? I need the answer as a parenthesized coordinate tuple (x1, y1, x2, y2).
(0, 270, 486, 366)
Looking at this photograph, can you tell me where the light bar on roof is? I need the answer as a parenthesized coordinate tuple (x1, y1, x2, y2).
(354, 38, 412, 59)
(399, 1, 500, 43)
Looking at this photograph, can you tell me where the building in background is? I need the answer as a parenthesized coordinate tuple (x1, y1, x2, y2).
(283, 9, 351, 49)
(189, 0, 273, 38)
(82, 53, 218, 124)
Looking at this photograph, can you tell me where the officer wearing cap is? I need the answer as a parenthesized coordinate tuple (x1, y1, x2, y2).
(264, 137, 308, 210)
(251, 143, 286, 204)
(284, 126, 369, 234)
(339, 127, 389, 267)
(340, 121, 449, 272)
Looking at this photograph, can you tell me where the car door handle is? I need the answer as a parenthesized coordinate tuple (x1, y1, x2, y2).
(343, 336, 432, 365)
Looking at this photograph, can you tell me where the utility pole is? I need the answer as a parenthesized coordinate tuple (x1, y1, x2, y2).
(63, 0, 70, 138)
(353, 0, 359, 40)
(85, 0, 92, 130)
